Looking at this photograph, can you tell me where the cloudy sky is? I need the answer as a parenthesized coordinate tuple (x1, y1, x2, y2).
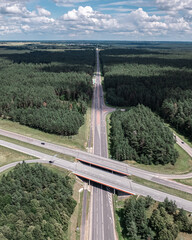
(0, 0, 192, 41)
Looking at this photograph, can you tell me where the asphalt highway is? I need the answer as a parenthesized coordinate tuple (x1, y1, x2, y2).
(1, 48, 192, 238)
(1, 128, 192, 194)
(91, 48, 116, 240)
(1, 143, 192, 213)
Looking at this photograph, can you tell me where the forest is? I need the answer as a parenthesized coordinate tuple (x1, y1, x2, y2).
(101, 46, 192, 141)
(119, 196, 192, 240)
(110, 105, 178, 165)
(0, 47, 95, 135)
(0, 162, 76, 240)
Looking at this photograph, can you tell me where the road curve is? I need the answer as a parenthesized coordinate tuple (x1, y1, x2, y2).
(1, 152, 192, 213)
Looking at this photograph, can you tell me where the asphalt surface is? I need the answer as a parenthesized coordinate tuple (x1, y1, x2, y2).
(1, 145, 192, 213)
(1, 128, 192, 194)
(91, 48, 116, 240)
(0, 49, 192, 237)
(81, 189, 88, 240)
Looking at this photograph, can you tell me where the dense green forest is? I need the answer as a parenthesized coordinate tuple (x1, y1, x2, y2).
(101, 46, 192, 140)
(0, 162, 76, 240)
(119, 196, 192, 240)
(110, 105, 178, 165)
(0, 48, 95, 135)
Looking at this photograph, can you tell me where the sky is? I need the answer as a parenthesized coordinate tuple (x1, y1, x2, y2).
(0, 0, 192, 41)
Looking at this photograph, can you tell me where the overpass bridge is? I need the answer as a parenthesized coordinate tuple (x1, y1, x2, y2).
(1, 137, 192, 212)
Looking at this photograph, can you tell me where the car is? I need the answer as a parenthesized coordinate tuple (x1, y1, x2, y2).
(41, 142, 45, 145)
(49, 160, 54, 163)
(181, 141, 184, 144)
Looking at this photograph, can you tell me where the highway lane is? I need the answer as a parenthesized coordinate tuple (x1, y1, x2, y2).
(1, 148, 192, 213)
(91, 48, 115, 240)
(81, 189, 88, 240)
(1, 128, 192, 192)
(175, 135, 192, 157)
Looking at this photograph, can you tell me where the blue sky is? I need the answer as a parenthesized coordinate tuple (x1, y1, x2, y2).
(0, 0, 192, 41)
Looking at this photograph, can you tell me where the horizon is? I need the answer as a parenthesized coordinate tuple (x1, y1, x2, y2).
(0, 0, 192, 41)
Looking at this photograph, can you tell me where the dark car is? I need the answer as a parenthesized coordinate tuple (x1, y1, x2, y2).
(41, 142, 45, 145)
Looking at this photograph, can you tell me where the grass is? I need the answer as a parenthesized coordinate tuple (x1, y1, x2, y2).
(106, 112, 112, 158)
(127, 144, 192, 175)
(114, 195, 125, 240)
(175, 179, 192, 187)
(177, 232, 192, 240)
(0, 104, 91, 151)
(75, 191, 84, 240)
(131, 175, 192, 202)
(0, 145, 35, 167)
(0, 135, 75, 162)
(166, 123, 192, 148)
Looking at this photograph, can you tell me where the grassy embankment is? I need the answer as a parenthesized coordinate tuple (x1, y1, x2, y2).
(0, 102, 91, 151)
(0, 145, 35, 167)
(131, 175, 192, 202)
(106, 109, 192, 175)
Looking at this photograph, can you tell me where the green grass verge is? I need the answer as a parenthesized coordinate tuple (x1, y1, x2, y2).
(106, 112, 112, 158)
(0, 104, 91, 151)
(166, 123, 192, 148)
(0, 145, 35, 167)
(114, 195, 125, 240)
(76, 191, 84, 240)
(131, 175, 192, 202)
(175, 179, 192, 187)
(127, 144, 192, 175)
(0, 135, 75, 162)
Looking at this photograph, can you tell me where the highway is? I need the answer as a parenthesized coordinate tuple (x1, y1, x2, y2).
(1, 48, 192, 238)
(1, 139, 192, 213)
(91, 48, 116, 240)
(1, 128, 192, 193)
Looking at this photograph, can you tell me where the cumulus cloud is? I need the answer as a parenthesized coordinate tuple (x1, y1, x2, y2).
(156, 0, 192, 11)
(0, 1, 55, 36)
(117, 7, 191, 38)
(0, 1, 191, 40)
(62, 6, 119, 31)
(37, 7, 51, 16)
(123, 8, 167, 33)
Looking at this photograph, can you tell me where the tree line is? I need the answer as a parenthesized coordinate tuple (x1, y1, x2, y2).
(119, 196, 192, 240)
(110, 105, 178, 165)
(101, 47, 192, 140)
(0, 162, 76, 240)
(0, 49, 95, 135)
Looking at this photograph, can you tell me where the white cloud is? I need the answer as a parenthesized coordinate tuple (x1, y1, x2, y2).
(116, 8, 192, 38)
(0, 1, 191, 40)
(37, 7, 51, 16)
(62, 6, 119, 31)
(53, 0, 89, 7)
(156, 0, 192, 11)
(0, 2, 55, 36)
